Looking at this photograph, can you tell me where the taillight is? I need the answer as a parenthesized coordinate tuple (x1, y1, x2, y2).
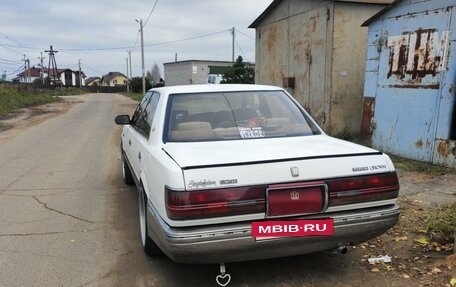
(165, 186, 266, 220)
(327, 172, 399, 206)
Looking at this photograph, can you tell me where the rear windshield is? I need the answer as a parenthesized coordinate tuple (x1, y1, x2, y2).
(164, 90, 320, 142)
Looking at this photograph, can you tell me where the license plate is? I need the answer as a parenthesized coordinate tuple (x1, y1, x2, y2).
(266, 181, 328, 217)
(252, 219, 334, 239)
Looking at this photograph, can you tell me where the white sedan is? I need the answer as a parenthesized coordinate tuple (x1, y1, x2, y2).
(115, 84, 400, 264)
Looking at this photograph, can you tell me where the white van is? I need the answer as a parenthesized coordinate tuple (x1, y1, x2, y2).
(207, 74, 223, 84)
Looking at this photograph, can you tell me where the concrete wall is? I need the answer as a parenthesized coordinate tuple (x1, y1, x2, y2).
(164, 61, 234, 86)
(330, 2, 383, 134)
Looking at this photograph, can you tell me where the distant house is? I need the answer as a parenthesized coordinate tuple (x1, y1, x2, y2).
(85, 77, 101, 86)
(249, 0, 392, 135)
(163, 60, 240, 86)
(59, 69, 86, 87)
(16, 67, 86, 86)
(16, 67, 45, 84)
(101, 72, 127, 87)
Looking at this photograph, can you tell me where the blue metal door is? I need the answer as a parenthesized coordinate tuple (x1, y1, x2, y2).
(372, 6, 452, 162)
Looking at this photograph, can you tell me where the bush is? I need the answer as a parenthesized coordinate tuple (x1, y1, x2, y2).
(130, 77, 151, 93)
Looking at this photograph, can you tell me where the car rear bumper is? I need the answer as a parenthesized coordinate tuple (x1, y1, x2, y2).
(146, 201, 399, 264)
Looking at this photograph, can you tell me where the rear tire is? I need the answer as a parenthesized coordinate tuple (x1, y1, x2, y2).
(139, 184, 162, 256)
(121, 152, 134, 185)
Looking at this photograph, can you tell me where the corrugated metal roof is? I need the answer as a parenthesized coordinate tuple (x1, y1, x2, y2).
(249, 0, 394, 28)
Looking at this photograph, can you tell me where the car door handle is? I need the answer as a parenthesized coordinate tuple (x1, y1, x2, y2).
(138, 152, 142, 161)
(129, 139, 131, 146)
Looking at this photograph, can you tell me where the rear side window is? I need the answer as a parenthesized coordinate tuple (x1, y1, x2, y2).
(139, 92, 160, 137)
(130, 91, 152, 128)
(130, 91, 160, 138)
(164, 90, 320, 142)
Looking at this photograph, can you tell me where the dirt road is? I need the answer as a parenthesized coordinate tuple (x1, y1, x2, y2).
(0, 94, 454, 287)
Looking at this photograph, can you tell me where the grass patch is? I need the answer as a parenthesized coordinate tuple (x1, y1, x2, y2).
(423, 202, 456, 242)
(0, 86, 58, 116)
(121, 92, 143, 101)
(0, 85, 89, 117)
(390, 155, 456, 175)
(424, 202, 456, 236)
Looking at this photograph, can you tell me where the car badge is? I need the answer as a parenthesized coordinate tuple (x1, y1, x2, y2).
(290, 191, 300, 200)
(290, 167, 299, 177)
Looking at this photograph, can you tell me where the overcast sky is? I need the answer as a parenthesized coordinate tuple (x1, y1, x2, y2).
(0, 0, 272, 80)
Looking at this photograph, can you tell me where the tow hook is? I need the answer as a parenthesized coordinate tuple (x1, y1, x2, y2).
(216, 263, 231, 286)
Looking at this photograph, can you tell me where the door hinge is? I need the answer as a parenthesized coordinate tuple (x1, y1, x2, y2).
(326, 8, 330, 21)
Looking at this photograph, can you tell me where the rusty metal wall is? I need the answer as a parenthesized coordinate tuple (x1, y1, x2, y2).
(288, 5, 331, 129)
(255, 0, 333, 131)
(254, 0, 386, 135)
(363, 0, 456, 166)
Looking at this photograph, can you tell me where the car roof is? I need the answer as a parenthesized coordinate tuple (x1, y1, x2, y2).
(149, 84, 284, 95)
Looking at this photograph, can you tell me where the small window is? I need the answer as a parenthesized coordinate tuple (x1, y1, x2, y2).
(138, 92, 160, 137)
(131, 91, 152, 128)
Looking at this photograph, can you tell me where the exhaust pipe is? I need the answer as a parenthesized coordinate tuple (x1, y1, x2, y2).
(335, 244, 348, 254)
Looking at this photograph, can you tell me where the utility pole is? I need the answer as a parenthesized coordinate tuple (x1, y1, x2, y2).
(27, 59, 30, 83)
(125, 57, 129, 93)
(22, 55, 27, 83)
(38, 52, 45, 85)
(232, 27, 235, 62)
(136, 19, 146, 95)
(128, 50, 132, 89)
(78, 59, 82, 88)
(45, 46, 59, 85)
(22, 55, 31, 84)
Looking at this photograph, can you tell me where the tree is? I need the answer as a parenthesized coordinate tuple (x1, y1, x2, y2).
(146, 63, 162, 86)
(221, 56, 254, 84)
(131, 77, 151, 93)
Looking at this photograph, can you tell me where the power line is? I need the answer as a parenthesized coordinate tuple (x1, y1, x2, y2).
(143, 0, 159, 28)
(1, 28, 235, 53)
(143, 29, 230, 47)
(235, 28, 255, 40)
(0, 42, 40, 50)
(0, 32, 23, 46)
(4, 65, 24, 76)
(132, 31, 141, 52)
(0, 58, 22, 64)
(235, 38, 247, 62)
(0, 43, 24, 55)
(80, 63, 103, 75)
(59, 29, 230, 51)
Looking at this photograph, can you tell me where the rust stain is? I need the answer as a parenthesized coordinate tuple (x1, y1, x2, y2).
(387, 28, 448, 82)
(387, 84, 439, 89)
(360, 97, 375, 141)
(437, 140, 456, 157)
(267, 26, 277, 54)
(415, 139, 424, 148)
(309, 13, 319, 33)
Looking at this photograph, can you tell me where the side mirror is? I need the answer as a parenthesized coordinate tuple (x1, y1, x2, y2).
(115, 114, 131, 125)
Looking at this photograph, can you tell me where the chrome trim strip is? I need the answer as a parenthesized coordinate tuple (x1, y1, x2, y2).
(149, 200, 399, 241)
(180, 152, 383, 170)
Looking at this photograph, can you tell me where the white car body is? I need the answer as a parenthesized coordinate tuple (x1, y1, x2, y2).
(115, 84, 400, 264)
